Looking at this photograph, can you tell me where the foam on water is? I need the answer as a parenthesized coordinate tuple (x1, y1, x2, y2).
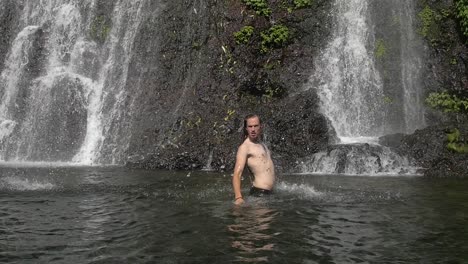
(0, 176, 55, 191)
(0, 161, 79, 167)
(275, 182, 323, 199)
(339, 136, 380, 145)
(301, 146, 423, 177)
(0, 161, 120, 168)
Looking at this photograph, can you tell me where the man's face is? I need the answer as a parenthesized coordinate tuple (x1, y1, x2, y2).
(246, 116, 261, 141)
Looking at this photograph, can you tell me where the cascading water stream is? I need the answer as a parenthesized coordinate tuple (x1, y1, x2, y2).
(304, 0, 426, 175)
(311, 0, 385, 139)
(0, 26, 40, 147)
(0, 0, 149, 165)
(398, 1, 426, 133)
(73, 1, 148, 165)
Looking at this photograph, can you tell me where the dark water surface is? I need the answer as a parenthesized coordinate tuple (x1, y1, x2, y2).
(1, 164, 467, 263)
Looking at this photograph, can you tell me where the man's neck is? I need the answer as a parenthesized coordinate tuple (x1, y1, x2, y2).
(248, 137, 261, 144)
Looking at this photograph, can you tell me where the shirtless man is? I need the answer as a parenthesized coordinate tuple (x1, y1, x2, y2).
(232, 114, 275, 205)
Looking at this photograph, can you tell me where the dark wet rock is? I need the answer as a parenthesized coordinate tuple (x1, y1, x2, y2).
(379, 133, 406, 149)
(126, 0, 335, 172)
(0, 0, 20, 73)
(267, 94, 336, 172)
(387, 124, 468, 178)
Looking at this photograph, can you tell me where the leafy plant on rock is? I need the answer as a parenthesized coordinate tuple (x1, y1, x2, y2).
(418, 5, 437, 38)
(234, 26, 255, 45)
(375, 39, 387, 59)
(90, 15, 111, 43)
(293, 0, 313, 9)
(446, 128, 468, 153)
(242, 0, 271, 17)
(425, 91, 468, 113)
(455, 0, 468, 37)
(426, 92, 468, 154)
(260, 24, 290, 53)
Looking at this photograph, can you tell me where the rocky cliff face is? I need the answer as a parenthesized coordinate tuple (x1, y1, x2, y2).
(126, 0, 336, 173)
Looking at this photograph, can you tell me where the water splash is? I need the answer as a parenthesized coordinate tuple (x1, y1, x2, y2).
(202, 149, 214, 171)
(276, 182, 323, 199)
(0, 176, 55, 191)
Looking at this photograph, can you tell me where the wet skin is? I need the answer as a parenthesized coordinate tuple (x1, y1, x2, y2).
(232, 116, 275, 205)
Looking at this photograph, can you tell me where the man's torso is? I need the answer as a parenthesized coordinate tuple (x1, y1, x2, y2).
(245, 141, 275, 190)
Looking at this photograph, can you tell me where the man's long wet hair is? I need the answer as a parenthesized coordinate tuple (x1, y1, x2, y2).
(242, 114, 262, 142)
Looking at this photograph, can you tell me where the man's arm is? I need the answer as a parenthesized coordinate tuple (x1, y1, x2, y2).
(232, 144, 247, 205)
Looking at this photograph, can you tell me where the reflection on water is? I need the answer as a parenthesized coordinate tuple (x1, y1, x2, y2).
(228, 204, 279, 262)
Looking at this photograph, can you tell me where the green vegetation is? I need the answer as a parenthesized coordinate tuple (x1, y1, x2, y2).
(192, 42, 202, 50)
(242, 0, 271, 17)
(263, 60, 281, 70)
(447, 128, 461, 143)
(90, 15, 111, 43)
(446, 128, 468, 153)
(260, 24, 290, 53)
(264, 84, 286, 98)
(418, 5, 436, 38)
(383, 96, 393, 104)
(234, 26, 255, 44)
(185, 116, 202, 129)
(455, 0, 468, 37)
(281, 0, 313, 13)
(425, 91, 468, 113)
(224, 109, 236, 121)
(375, 39, 387, 59)
(426, 92, 468, 153)
(293, 0, 313, 9)
(232, 0, 314, 98)
(220, 45, 235, 74)
(416, 4, 462, 45)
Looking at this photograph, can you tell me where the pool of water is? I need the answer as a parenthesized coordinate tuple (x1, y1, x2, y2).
(1, 165, 467, 263)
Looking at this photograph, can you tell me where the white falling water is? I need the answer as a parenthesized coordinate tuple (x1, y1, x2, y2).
(398, 0, 426, 133)
(309, 0, 384, 139)
(73, 0, 148, 165)
(0, 0, 149, 164)
(303, 0, 425, 175)
(308, 0, 426, 140)
(0, 26, 40, 146)
(13, 3, 89, 161)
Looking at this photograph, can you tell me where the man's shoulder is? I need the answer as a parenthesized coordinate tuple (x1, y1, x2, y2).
(238, 139, 255, 152)
(238, 140, 249, 151)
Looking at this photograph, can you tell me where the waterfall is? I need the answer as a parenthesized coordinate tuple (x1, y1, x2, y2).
(398, 0, 426, 133)
(310, 0, 384, 139)
(0, 26, 40, 147)
(0, 0, 150, 164)
(73, 0, 148, 165)
(304, 0, 425, 175)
